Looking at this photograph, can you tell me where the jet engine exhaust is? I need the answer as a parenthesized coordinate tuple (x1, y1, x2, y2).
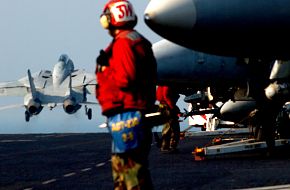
(26, 99, 43, 115)
(63, 98, 81, 114)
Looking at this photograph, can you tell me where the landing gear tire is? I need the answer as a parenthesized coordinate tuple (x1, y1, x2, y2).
(87, 108, 92, 120)
(25, 111, 30, 122)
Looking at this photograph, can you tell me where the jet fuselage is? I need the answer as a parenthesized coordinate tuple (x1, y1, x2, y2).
(145, 0, 290, 58)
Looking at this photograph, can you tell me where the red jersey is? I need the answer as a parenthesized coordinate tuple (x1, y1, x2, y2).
(156, 86, 180, 110)
(96, 30, 157, 116)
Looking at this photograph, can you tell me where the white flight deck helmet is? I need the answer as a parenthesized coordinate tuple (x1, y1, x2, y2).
(100, 0, 137, 29)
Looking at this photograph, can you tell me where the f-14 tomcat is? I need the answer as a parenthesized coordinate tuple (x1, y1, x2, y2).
(0, 54, 97, 122)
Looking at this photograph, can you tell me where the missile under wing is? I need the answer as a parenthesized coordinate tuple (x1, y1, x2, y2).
(153, 39, 256, 122)
(154, 39, 249, 88)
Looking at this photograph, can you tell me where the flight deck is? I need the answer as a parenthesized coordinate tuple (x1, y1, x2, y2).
(1, 133, 290, 190)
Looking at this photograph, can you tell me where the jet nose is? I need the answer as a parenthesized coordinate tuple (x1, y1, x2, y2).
(144, 0, 196, 33)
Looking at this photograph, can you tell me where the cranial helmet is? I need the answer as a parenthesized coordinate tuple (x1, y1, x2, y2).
(100, 0, 137, 29)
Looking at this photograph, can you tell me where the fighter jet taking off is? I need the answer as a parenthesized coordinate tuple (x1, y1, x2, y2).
(0, 54, 97, 122)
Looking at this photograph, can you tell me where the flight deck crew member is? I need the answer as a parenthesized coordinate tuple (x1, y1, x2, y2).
(156, 85, 181, 153)
(95, 0, 157, 189)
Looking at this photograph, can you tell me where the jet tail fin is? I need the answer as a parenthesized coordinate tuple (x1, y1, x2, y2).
(68, 74, 72, 95)
(27, 69, 37, 98)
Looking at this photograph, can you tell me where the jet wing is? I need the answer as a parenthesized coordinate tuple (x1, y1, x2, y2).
(85, 84, 96, 95)
(18, 70, 52, 89)
(70, 69, 97, 94)
(0, 70, 52, 97)
(0, 81, 29, 96)
(80, 101, 99, 105)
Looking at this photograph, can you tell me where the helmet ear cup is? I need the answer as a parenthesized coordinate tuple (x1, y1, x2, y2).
(100, 14, 110, 29)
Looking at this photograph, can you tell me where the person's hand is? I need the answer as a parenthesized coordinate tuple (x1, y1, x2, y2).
(96, 50, 109, 73)
(96, 50, 109, 66)
(100, 66, 107, 72)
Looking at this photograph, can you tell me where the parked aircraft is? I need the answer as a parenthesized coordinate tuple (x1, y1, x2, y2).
(144, 0, 290, 59)
(145, 0, 290, 149)
(152, 39, 290, 144)
(0, 54, 97, 122)
(153, 39, 255, 120)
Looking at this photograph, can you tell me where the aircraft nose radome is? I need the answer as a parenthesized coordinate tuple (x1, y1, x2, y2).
(144, 0, 196, 31)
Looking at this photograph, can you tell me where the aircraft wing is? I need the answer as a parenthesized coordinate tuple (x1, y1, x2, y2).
(0, 70, 52, 97)
(80, 101, 99, 105)
(18, 70, 52, 89)
(70, 69, 97, 94)
(0, 81, 29, 96)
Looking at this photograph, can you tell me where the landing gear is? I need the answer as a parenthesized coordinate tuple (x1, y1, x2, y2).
(87, 108, 92, 120)
(25, 111, 30, 122)
(85, 105, 92, 120)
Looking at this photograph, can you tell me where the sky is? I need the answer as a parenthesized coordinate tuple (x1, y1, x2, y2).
(0, 0, 189, 134)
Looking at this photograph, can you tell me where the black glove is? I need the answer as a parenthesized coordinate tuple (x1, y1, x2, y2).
(96, 50, 109, 73)
(96, 50, 109, 67)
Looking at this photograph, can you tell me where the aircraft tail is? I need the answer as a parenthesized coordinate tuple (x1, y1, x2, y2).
(27, 69, 37, 98)
(68, 74, 73, 96)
